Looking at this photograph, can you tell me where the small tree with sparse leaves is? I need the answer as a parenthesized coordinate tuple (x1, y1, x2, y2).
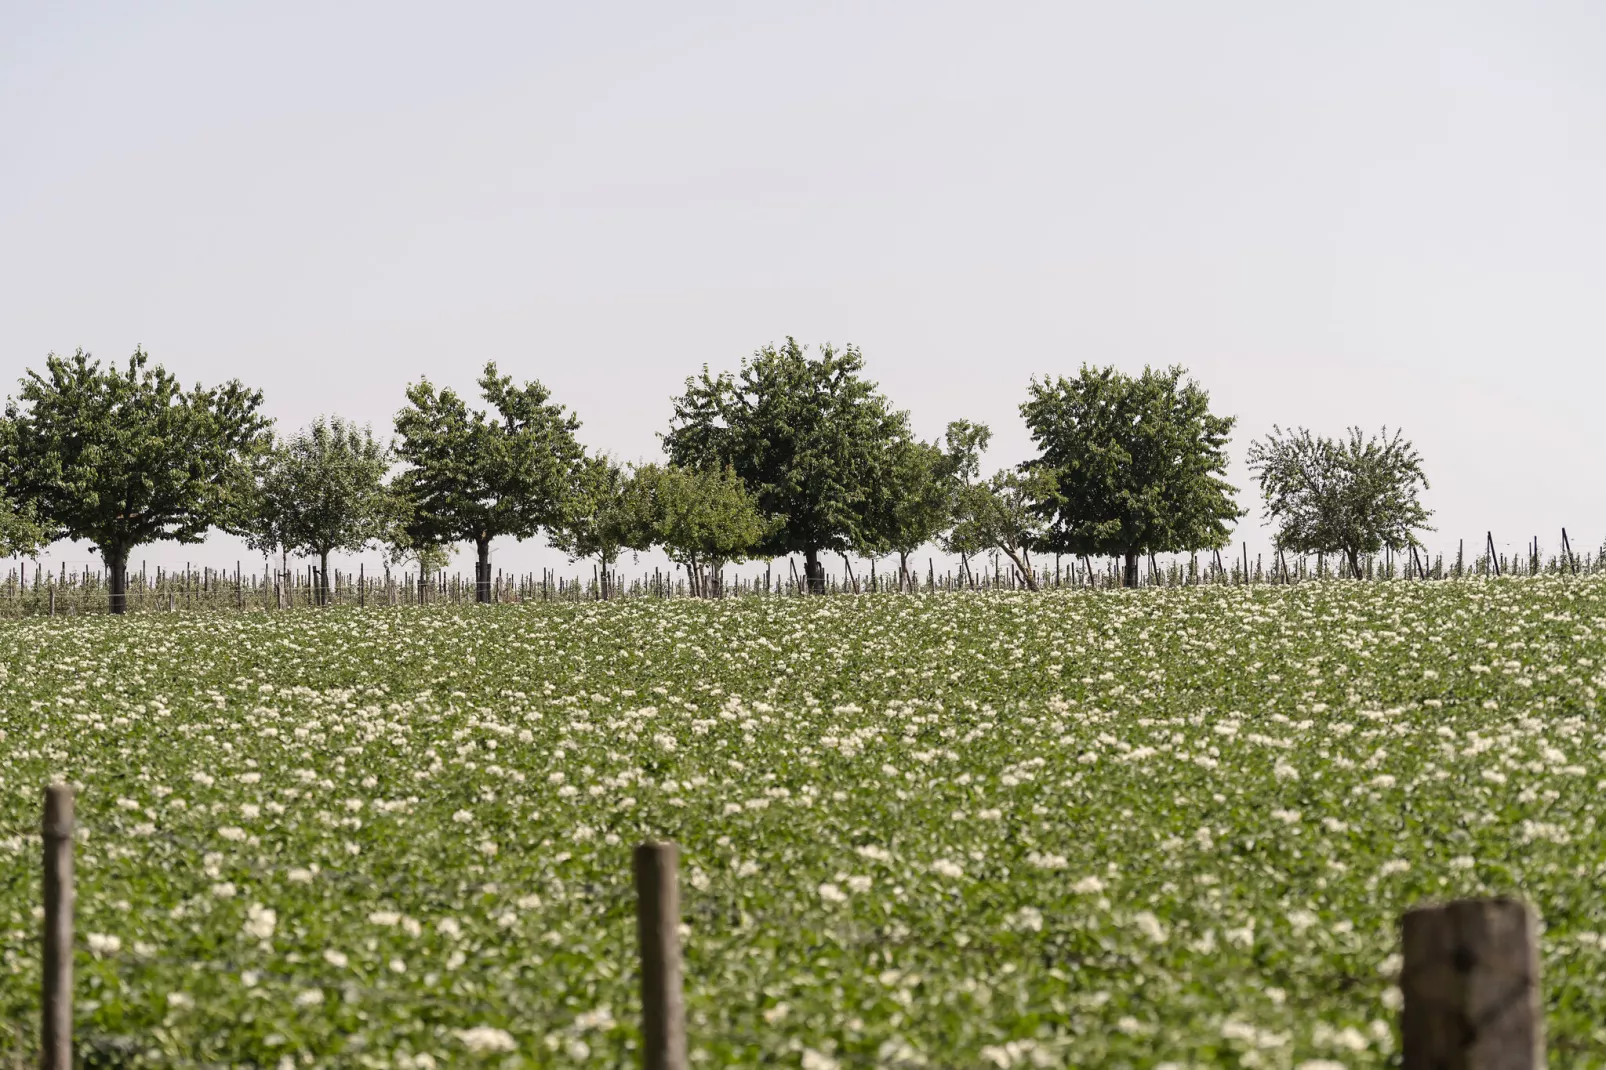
(1247, 425, 1431, 578)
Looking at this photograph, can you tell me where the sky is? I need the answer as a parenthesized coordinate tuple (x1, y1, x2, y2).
(3, 1, 1603, 583)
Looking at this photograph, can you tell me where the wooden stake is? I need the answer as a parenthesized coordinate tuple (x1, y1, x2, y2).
(634, 842, 687, 1070)
(1401, 897, 1541, 1070)
(42, 784, 74, 1070)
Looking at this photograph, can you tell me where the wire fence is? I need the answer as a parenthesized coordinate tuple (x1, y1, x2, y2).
(3, 528, 1602, 617)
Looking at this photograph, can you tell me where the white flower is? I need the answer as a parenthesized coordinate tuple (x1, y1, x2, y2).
(818, 882, 849, 904)
(1071, 876, 1105, 894)
(242, 903, 277, 941)
(847, 875, 872, 894)
(801, 1050, 839, 1070)
(211, 882, 238, 899)
(573, 1006, 615, 1031)
(1027, 851, 1068, 870)
(455, 1026, 516, 1053)
(451, 810, 473, 823)
(218, 827, 247, 842)
(1378, 859, 1411, 878)
(323, 949, 349, 968)
(1133, 910, 1167, 943)
(1007, 906, 1044, 932)
(294, 988, 325, 1007)
(87, 933, 121, 956)
(931, 859, 965, 879)
(166, 992, 194, 1009)
(368, 911, 401, 926)
(1286, 909, 1318, 934)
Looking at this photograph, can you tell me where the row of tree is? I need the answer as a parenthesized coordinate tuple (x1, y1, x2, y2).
(0, 342, 1432, 612)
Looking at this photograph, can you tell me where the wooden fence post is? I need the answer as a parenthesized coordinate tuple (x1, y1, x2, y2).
(634, 842, 687, 1070)
(42, 783, 74, 1070)
(1401, 897, 1541, 1070)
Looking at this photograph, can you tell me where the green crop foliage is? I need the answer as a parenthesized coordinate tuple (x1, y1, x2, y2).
(1, 578, 1604, 1067)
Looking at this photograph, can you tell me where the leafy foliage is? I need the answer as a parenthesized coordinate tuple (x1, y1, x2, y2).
(549, 456, 654, 597)
(946, 469, 1055, 590)
(664, 339, 910, 589)
(1021, 366, 1240, 585)
(2, 348, 270, 610)
(1247, 425, 1432, 576)
(394, 363, 584, 601)
(632, 464, 766, 596)
(246, 418, 392, 604)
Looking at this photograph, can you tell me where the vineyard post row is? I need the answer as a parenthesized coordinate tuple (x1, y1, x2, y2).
(32, 784, 1541, 1069)
(1, 528, 1601, 617)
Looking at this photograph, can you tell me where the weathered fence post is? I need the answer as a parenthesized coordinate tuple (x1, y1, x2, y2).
(1401, 897, 1541, 1070)
(634, 842, 687, 1070)
(42, 784, 74, 1070)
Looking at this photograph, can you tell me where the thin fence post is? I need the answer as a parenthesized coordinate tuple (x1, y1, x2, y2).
(634, 842, 687, 1070)
(42, 783, 74, 1070)
(1401, 897, 1541, 1070)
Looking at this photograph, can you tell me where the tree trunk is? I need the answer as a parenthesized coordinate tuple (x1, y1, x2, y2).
(419, 560, 427, 604)
(106, 546, 129, 615)
(804, 546, 825, 595)
(319, 550, 331, 606)
(1002, 548, 1040, 591)
(1123, 550, 1139, 588)
(476, 537, 492, 603)
(898, 551, 911, 592)
(1346, 547, 1362, 579)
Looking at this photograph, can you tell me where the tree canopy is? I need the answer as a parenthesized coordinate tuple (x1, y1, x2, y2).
(549, 455, 654, 599)
(246, 417, 392, 605)
(3, 348, 270, 612)
(1247, 425, 1431, 577)
(663, 338, 910, 592)
(633, 463, 766, 597)
(1021, 365, 1241, 586)
(394, 363, 583, 602)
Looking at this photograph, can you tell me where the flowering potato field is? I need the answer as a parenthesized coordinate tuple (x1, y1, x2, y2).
(2, 580, 1606, 1068)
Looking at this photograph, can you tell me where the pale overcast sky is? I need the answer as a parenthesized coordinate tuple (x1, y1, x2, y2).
(3, 2, 1603, 581)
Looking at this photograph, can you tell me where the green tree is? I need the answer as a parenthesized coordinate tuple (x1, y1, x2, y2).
(945, 468, 1055, 590)
(664, 338, 910, 593)
(3, 348, 270, 613)
(0, 417, 45, 556)
(1021, 365, 1240, 587)
(382, 495, 453, 603)
(869, 437, 948, 590)
(1247, 425, 1431, 578)
(0, 496, 43, 558)
(394, 363, 583, 603)
(869, 420, 992, 590)
(549, 455, 655, 600)
(634, 464, 765, 597)
(246, 417, 391, 606)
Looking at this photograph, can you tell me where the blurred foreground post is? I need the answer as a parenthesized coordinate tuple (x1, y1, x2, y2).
(634, 842, 686, 1070)
(42, 784, 74, 1070)
(1401, 897, 1540, 1070)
